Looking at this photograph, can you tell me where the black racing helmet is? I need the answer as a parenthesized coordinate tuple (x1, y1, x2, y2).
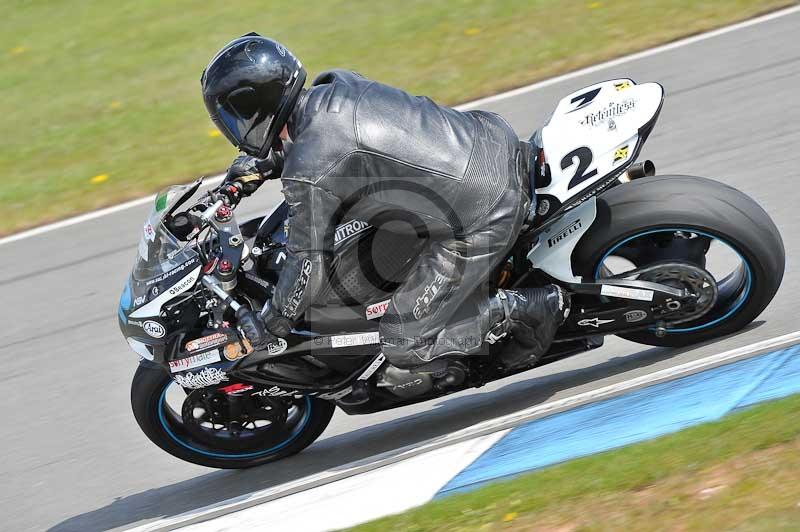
(201, 33, 306, 157)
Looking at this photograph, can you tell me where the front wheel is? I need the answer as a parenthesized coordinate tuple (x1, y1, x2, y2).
(572, 175, 784, 347)
(131, 363, 335, 469)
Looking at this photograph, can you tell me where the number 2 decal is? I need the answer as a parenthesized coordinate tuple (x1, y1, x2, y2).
(561, 147, 598, 190)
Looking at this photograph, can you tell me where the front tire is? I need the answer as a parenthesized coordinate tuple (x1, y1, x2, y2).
(572, 175, 784, 347)
(131, 363, 335, 469)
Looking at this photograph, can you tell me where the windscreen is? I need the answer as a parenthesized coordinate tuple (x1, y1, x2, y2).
(132, 182, 200, 281)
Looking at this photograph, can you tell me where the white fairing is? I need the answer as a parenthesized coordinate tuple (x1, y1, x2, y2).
(129, 266, 202, 318)
(537, 79, 664, 203)
(527, 197, 597, 282)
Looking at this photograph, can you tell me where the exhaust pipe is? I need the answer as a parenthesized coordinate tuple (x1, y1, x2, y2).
(620, 160, 656, 182)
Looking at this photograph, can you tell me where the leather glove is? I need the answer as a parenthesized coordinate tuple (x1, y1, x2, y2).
(262, 304, 293, 338)
(235, 307, 276, 351)
(225, 150, 284, 196)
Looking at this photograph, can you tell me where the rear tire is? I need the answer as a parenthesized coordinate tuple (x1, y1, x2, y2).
(572, 175, 784, 347)
(131, 363, 335, 469)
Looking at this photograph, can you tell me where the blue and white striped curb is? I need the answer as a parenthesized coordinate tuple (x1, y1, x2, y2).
(437, 343, 800, 497)
(156, 334, 800, 532)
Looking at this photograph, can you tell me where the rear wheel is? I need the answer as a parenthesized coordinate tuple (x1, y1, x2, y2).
(131, 363, 335, 469)
(572, 175, 784, 347)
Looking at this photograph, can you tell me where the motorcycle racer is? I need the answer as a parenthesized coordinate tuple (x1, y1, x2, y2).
(200, 33, 569, 375)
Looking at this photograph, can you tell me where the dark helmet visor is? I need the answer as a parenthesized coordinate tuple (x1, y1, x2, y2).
(212, 84, 283, 155)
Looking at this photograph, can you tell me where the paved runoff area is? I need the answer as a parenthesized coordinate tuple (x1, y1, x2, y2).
(1, 6, 799, 532)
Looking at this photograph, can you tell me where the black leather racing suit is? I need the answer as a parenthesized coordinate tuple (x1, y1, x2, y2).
(265, 70, 532, 369)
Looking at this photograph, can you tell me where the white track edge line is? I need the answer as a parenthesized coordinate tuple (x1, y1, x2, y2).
(131, 330, 800, 532)
(0, 173, 224, 247)
(4, 3, 800, 248)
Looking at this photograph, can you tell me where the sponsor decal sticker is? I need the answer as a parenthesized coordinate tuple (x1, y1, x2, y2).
(223, 342, 245, 361)
(253, 385, 303, 397)
(155, 190, 169, 212)
(284, 259, 313, 318)
(145, 258, 200, 286)
(169, 350, 221, 373)
(131, 265, 203, 319)
(167, 273, 197, 296)
(219, 383, 254, 395)
(172, 367, 228, 389)
(580, 98, 636, 128)
(331, 332, 381, 349)
(567, 87, 601, 113)
(366, 299, 391, 320)
(614, 80, 632, 91)
(624, 309, 648, 323)
(601, 284, 655, 302)
(186, 332, 227, 353)
(334, 220, 371, 245)
(413, 273, 447, 319)
(547, 219, 582, 248)
(143, 320, 165, 338)
(577, 317, 615, 328)
(143, 221, 156, 242)
(613, 145, 630, 164)
(357, 353, 386, 380)
(265, 338, 288, 356)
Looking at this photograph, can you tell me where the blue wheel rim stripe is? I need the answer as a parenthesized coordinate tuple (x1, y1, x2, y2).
(158, 386, 312, 460)
(593, 228, 753, 333)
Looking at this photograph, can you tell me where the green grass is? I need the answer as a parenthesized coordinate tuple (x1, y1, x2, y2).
(349, 393, 800, 531)
(1, 0, 795, 235)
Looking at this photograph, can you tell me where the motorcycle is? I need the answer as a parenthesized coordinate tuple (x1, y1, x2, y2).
(120, 79, 784, 468)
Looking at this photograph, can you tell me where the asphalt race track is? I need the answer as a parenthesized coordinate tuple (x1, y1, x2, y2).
(2, 10, 799, 532)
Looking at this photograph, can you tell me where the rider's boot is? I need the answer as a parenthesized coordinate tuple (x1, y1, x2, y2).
(377, 358, 467, 398)
(486, 285, 571, 370)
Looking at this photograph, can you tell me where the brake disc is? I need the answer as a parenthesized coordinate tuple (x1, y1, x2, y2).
(181, 388, 289, 450)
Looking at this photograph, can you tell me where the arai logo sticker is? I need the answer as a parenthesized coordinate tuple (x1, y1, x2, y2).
(366, 299, 391, 320)
(143, 320, 165, 338)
